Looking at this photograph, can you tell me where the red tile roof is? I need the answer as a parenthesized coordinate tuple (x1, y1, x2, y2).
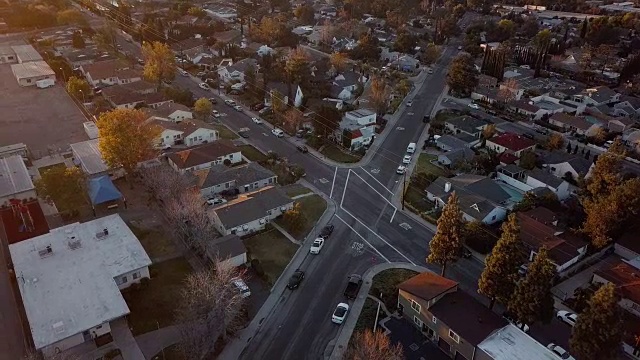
(0, 201, 49, 244)
(498, 152, 518, 164)
(489, 133, 536, 152)
(398, 272, 458, 301)
(595, 260, 640, 305)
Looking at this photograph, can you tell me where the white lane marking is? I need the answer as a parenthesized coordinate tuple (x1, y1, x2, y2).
(319, 178, 329, 184)
(350, 170, 395, 204)
(358, 167, 393, 195)
(329, 167, 338, 199)
(335, 214, 390, 263)
(396, 127, 405, 131)
(390, 208, 397, 223)
(399, 223, 412, 230)
(370, 168, 380, 174)
(340, 169, 350, 209)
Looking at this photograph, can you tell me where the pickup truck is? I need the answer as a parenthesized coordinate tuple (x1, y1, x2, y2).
(344, 274, 363, 299)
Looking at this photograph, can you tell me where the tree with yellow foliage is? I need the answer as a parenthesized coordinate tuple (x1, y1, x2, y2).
(142, 41, 177, 89)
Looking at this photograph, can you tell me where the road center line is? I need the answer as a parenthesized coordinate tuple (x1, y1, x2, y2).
(329, 167, 338, 199)
(349, 170, 396, 208)
(335, 214, 390, 263)
(359, 167, 394, 195)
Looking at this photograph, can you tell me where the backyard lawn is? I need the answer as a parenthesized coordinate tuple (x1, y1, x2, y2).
(370, 268, 419, 310)
(122, 257, 194, 335)
(283, 184, 313, 198)
(320, 144, 361, 163)
(212, 124, 238, 139)
(237, 145, 267, 162)
(416, 154, 446, 177)
(276, 194, 327, 239)
(243, 229, 299, 286)
(127, 223, 179, 260)
(37, 163, 66, 176)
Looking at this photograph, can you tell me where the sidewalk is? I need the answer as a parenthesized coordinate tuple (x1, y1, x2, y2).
(218, 196, 337, 360)
(271, 222, 301, 245)
(329, 262, 429, 360)
(135, 325, 180, 360)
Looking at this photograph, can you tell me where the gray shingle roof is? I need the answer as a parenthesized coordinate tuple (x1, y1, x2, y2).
(214, 187, 293, 229)
(200, 163, 276, 189)
(205, 234, 246, 261)
(526, 168, 564, 188)
(436, 135, 468, 150)
(446, 116, 488, 134)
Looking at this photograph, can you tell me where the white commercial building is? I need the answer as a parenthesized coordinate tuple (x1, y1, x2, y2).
(0, 154, 36, 205)
(11, 60, 56, 87)
(9, 214, 152, 357)
(476, 324, 561, 360)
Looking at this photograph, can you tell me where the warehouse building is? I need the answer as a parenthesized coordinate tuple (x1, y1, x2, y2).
(11, 61, 56, 86)
(11, 44, 43, 63)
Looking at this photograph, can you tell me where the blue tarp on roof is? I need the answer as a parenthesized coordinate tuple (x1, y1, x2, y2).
(88, 176, 122, 205)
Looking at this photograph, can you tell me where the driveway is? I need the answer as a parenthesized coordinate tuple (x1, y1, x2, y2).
(381, 317, 450, 360)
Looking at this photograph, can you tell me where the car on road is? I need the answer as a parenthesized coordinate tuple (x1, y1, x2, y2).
(468, 103, 480, 109)
(332, 303, 349, 324)
(406, 142, 416, 154)
(238, 130, 250, 138)
(402, 154, 412, 164)
(296, 145, 308, 153)
(234, 105, 243, 112)
(547, 343, 575, 360)
(272, 128, 284, 138)
(427, 68, 433, 74)
(211, 110, 220, 118)
(320, 224, 334, 239)
(287, 269, 305, 290)
(396, 165, 406, 174)
(208, 97, 217, 104)
(406, 100, 413, 107)
(557, 311, 578, 327)
(225, 99, 236, 106)
(310, 238, 325, 254)
(206, 197, 227, 206)
(252, 117, 262, 124)
(231, 277, 251, 298)
(178, 68, 189, 76)
(199, 83, 210, 91)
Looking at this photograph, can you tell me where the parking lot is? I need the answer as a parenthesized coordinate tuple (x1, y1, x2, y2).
(0, 57, 88, 159)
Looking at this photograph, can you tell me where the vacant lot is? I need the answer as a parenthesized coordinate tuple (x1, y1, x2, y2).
(0, 52, 88, 159)
(243, 228, 299, 286)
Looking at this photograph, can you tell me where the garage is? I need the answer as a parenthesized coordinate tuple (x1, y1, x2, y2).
(11, 61, 56, 87)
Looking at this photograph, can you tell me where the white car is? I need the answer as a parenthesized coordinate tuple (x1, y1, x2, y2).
(211, 110, 220, 118)
(198, 83, 210, 91)
(225, 99, 236, 106)
(402, 154, 412, 164)
(178, 69, 189, 77)
(272, 128, 284, 138)
(396, 165, 406, 175)
(427, 68, 433, 74)
(252, 117, 263, 124)
(547, 343, 575, 360)
(234, 105, 243, 112)
(332, 303, 349, 324)
(206, 197, 227, 206)
(468, 103, 479, 109)
(231, 277, 251, 298)
(406, 100, 413, 107)
(310, 238, 325, 254)
(556, 311, 578, 327)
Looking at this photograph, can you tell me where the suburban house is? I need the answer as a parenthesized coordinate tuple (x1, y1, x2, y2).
(217, 58, 258, 84)
(170, 37, 205, 62)
(539, 150, 594, 179)
(101, 85, 173, 109)
(197, 162, 277, 198)
(167, 141, 242, 173)
(80, 60, 142, 87)
(62, 48, 115, 67)
(334, 109, 377, 151)
(438, 147, 475, 167)
(71, 139, 123, 178)
(0, 155, 35, 206)
(397, 272, 508, 360)
(329, 71, 367, 100)
(477, 324, 567, 360)
(614, 95, 640, 117)
(209, 186, 294, 236)
(151, 120, 218, 148)
(574, 86, 620, 106)
(204, 234, 247, 268)
(436, 135, 471, 152)
(615, 229, 640, 260)
(508, 99, 549, 120)
(486, 133, 536, 163)
(497, 165, 572, 200)
(470, 87, 501, 105)
(444, 116, 489, 138)
(548, 113, 600, 136)
(146, 102, 193, 122)
(623, 129, 640, 153)
(264, 81, 304, 108)
(9, 214, 151, 357)
(517, 207, 588, 274)
(426, 175, 512, 225)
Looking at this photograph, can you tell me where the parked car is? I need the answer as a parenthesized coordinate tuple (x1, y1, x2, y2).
(406, 100, 413, 107)
(225, 99, 236, 106)
(231, 277, 251, 298)
(252, 117, 263, 124)
(310, 238, 325, 254)
(208, 97, 217, 104)
(406, 142, 416, 154)
(198, 83, 210, 91)
(252, 103, 265, 111)
(178, 68, 189, 76)
(296, 129, 306, 138)
(402, 155, 412, 164)
(396, 165, 406, 174)
(287, 269, 305, 290)
(197, 71, 206, 78)
(259, 107, 272, 115)
(211, 110, 220, 118)
(557, 311, 578, 327)
(468, 103, 480, 109)
(320, 224, 334, 239)
(332, 303, 349, 324)
(272, 128, 284, 138)
(234, 105, 243, 112)
(423, 115, 430, 123)
(503, 312, 530, 333)
(547, 343, 575, 360)
(427, 68, 433, 74)
(238, 131, 249, 138)
(296, 145, 308, 153)
(206, 197, 227, 206)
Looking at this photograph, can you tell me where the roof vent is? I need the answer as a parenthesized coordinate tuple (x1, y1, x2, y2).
(68, 236, 81, 250)
(38, 245, 53, 258)
(52, 321, 65, 334)
(96, 228, 109, 240)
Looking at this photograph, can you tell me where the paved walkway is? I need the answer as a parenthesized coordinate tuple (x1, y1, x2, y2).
(271, 222, 301, 245)
(135, 325, 180, 360)
(329, 262, 429, 360)
(111, 318, 145, 360)
(290, 192, 317, 200)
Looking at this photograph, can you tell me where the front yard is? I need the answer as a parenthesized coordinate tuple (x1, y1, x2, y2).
(320, 144, 361, 163)
(243, 228, 299, 286)
(237, 145, 267, 162)
(276, 194, 327, 239)
(122, 257, 194, 335)
(370, 268, 419, 311)
(283, 184, 313, 198)
(354, 297, 380, 332)
(416, 154, 446, 177)
(212, 124, 239, 140)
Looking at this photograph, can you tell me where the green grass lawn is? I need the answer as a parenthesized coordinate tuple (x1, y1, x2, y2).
(404, 185, 434, 214)
(212, 124, 238, 139)
(123, 257, 194, 335)
(283, 184, 313, 198)
(320, 144, 361, 163)
(127, 223, 179, 260)
(276, 194, 327, 239)
(416, 154, 446, 177)
(370, 268, 419, 310)
(237, 145, 267, 162)
(37, 163, 66, 176)
(354, 297, 379, 332)
(243, 229, 299, 286)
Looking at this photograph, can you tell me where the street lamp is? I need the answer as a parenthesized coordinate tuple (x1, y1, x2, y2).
(59, 67, 66, 81)
(79, 89, 85, 103)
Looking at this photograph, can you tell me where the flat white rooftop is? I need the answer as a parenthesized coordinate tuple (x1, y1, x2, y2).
(11, 60, 55, 79)
(478, 324, 559, 360)
(11, 44, 43, 62)
(70, 139, 109, 175)
(0, 154, 34, 198)
(10, 214, 151, 349)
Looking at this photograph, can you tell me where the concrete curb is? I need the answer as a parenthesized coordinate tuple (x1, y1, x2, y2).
(328, 263, 430, 360)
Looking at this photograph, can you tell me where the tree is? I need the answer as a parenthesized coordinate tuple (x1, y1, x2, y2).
(175, 264, 246, 360)
(56, 9, 87, 27)
(478, 214, 524, 309)
(518, 151, 537, 170)
(251, 16, 287, 46)
(71, 31, 85, 49)
(346, 330, 404, 360)
(283, 109, 304, 133)
(187, 6, 206, 18)
(580, 17, 588, 39)
(570, 283, 623, 360)
(508, 247, 556, 329)
(394, 31, 418, 53)
(447, 53, 478, 97)
(142, 41, 177, 89)
(370, 76, 390, 115)
(482, 124, 496, 140)
(294, 4, 315, 24)
(497, 79, 518, 103)
(330, 52, 349, 73)
(532, 29, 552, 50)
(96, 108, 162, 177)
(65, 76, 90, 101)
(285, 47, 311, 95)
(194, 98, 213, 119)
(35, 166, 87, 216)
(422, 44, 442, 65)
(497, 19, 516, 41)
(140, 165, 192, 204)
(350, 33, 381, 62)
(282, 202, 305, 233)
(546, 133, 564, 150)
(395, 79, 412, 97)
(94, 23, 118, 51)
(427, 192, 463, 276)
(520, 17, 540, 38)
(312, 106, 341, 138)
(271, 89, 287, 123)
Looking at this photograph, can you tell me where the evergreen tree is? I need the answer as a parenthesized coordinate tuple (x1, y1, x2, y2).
(427, 192, 463, 276)
(508, 247, 556, 329)
(478, 214, 524, 309)
(570, 283, 623, 360)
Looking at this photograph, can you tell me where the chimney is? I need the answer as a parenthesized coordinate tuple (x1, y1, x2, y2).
(444, 182, 452, 193)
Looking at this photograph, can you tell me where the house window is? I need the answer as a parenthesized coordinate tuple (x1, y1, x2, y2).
(120, 276, 128, 284)
(225, 183, 230, 189)
(268, 178, 273, 184)
(133, 272, 140, 280)
(449, 330, 460, 343)
(491, 215, 496, 221)
(413, 316, 423, 327)
(410, 300, 421, 312)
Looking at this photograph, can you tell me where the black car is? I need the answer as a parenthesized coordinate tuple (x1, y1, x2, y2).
(320, 224, 334, 239)
(287, 269, 305, 289)
(239, 131, 249, 138)
(296, 145, 308, 153)
(422, 115, 430, 123)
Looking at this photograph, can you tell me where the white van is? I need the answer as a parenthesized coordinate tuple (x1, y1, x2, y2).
(36, 79, 55, 89)
(272, 128, 284, 138)
(406, 142, 416, 154)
